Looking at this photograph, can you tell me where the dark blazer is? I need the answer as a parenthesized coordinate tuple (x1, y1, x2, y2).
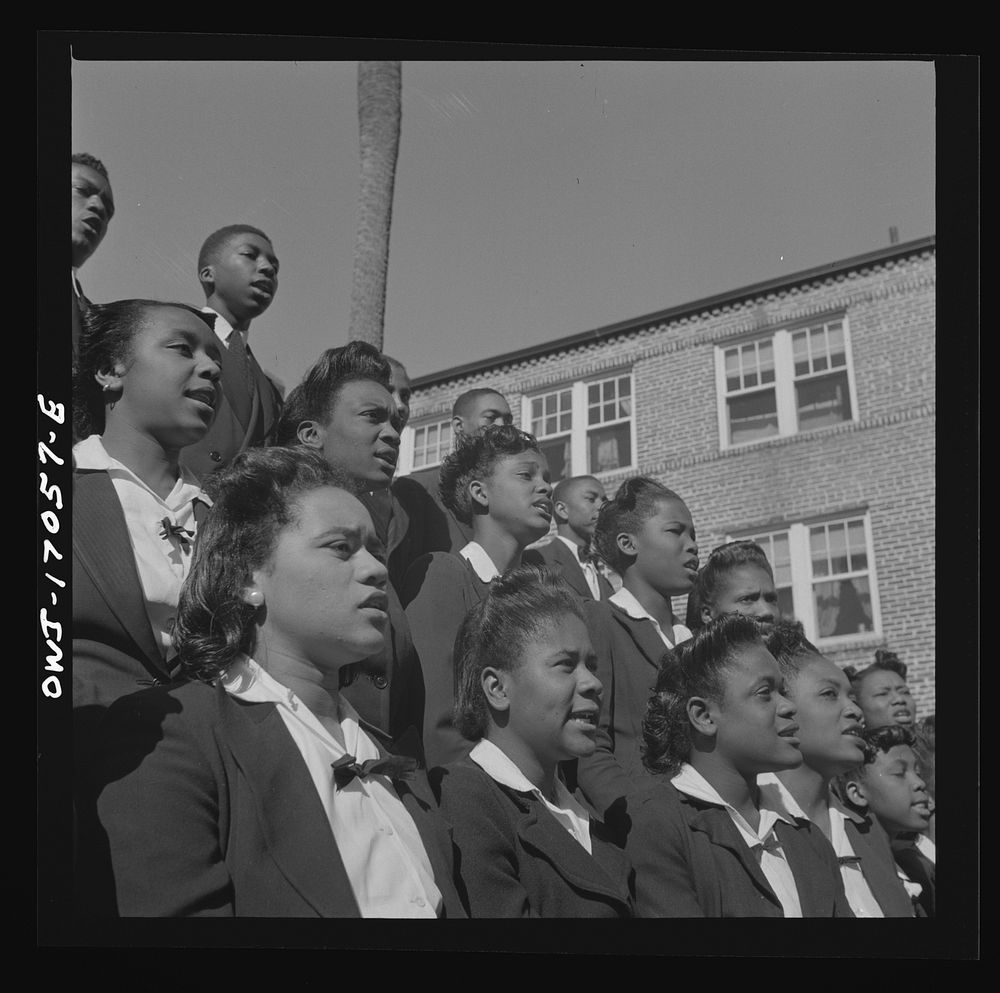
(87, 679, 466, 917)
(433, 761, 634, 918)
(408, 470, 473, 554)
(534, 537, 614, 601)
(180, 323, 282, 478)
(839, 807, 917, 917)
(608, 780, 853, 917)
(401, 552, 489, 769)
(72, 468, 187, 765)
(891, 834, 935, 917)
(576, 598, 674, 816)
(339, 581, 426, 763)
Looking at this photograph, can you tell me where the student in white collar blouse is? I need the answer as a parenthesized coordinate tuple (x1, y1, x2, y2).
(432, 565, 634, 918)
(401, 424, 553, 768)
(575, 476, 700, 817)
(86, 447, 465, 918)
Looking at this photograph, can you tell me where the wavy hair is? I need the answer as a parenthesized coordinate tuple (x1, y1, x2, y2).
(438, 423, 541, 525)
(174, 446, 353, 682)
(453, 565, 586, 741)
(592, 476, 684, 576)
(642, 613, 766, 777)
(274, 341, 393, 448)
(72, 299, 215, 439)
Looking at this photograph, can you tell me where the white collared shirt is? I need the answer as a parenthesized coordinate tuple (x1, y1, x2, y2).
(459, 540, 502, 582)
(673, 763, 803, 918)
(74, 434, 208, 659)
(470, 739, 593, 854)
(609, 587, 692, 650)
(220, 657, 442, 918)
(759, 773, 885, 918)
(915, 832, 936, 865)
(555, 535, 603, 600)
(201, 305, 235, 347)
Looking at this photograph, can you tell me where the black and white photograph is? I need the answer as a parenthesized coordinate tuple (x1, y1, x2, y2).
(38, 38, 978, 954)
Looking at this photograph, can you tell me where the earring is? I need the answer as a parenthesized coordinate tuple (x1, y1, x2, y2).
(245, 590, 264, 608)
(102, 383, 111, 392)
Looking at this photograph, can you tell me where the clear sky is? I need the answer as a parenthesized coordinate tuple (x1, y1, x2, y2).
(72, 58, 934, 390)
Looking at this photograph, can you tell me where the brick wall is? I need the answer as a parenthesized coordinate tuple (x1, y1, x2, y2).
(408, 247, 937, 714)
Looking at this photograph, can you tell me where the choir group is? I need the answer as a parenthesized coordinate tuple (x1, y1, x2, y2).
(70, 153, 936, 919)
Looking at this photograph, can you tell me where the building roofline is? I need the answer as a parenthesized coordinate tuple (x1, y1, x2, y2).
(410, 235, 936, 389)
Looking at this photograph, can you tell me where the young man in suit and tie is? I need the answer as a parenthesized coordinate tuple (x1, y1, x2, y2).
(536, 475, 613, 601)
(71, 153, 115, 361)
(182, 224, 284, 478)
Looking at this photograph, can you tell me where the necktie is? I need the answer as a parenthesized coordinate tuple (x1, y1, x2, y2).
(225, 328, 254, 426)
(577, 544, 593, 564)
(159, 517, 194, 550)
(331, 753, 417, 790)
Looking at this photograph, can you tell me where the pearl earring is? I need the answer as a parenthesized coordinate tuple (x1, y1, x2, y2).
(245, 590, 264, 608)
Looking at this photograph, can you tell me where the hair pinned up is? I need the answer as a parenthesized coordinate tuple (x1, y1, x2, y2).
(642, 613, 766, 777)
(844, 647, 908, 687)
(685, 539, 775, 630)
(438, 423, 542, 525)
(453, 564, 585, 741)
(274, 341, 393, 447)
(592, 476, 683, 575)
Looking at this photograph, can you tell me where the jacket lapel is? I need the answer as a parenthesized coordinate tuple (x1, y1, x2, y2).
(217, 689, 361, 918)
(687, 802, 783, 911)
(612, 605, 671, 671)
(555, 542, 591, 599)
(843, 810, 915, 917)
(72, 469, 169, 681)
(507, 786, 632, 909)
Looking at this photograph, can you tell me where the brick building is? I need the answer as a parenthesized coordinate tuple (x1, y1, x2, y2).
(398, 236, 936, 711)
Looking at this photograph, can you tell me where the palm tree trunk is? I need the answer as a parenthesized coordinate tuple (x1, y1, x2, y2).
(349, 60, 402, 350)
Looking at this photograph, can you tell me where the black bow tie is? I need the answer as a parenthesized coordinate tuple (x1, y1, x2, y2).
(159, 517, 194, 549)
(577, 544, 594, 564)
(331, 753, 417, 790)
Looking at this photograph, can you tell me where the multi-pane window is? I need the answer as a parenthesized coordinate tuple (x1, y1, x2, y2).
(736, 513, 880, 644)
(523, 372, 635, 482)
(587, 375, 633, 474)
(530, 388, 573, 482)
(410, 418, 453, 470)
(716, 318, 856, 448)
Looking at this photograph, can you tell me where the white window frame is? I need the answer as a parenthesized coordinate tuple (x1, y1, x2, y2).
(733, 512, 882, 647)
(398, 416, 453, 477)
(522, 371, 636, 481)
(715, 316, 858, 450)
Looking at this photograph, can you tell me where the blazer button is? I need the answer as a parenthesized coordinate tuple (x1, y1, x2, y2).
(372, 675, 389, 690)
(210, 451, 223, 463)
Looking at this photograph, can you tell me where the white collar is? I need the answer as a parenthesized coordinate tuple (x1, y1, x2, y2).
(470, 739, 583, 811)
(459, 541, 501, 582)
(556, 534, 588, 561)
(201, 305, 236, 346)
(72, 434, 206, 507)
(673, 763, 797, 841)
(609, 587, 692, 647)
(220, 655, 373, 760)
(915, 832, 936, 864)
(757, 772, 861, 831)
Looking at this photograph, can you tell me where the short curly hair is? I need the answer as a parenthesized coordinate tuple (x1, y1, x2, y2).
(72, 152, 110, 183)
(274, 341, 393, 448)
(453, 565, 586, 741)
(685, 539, 776, 631)
(197, 224, 273, 278)
(438, 423, 542, 525)
(72, 299, 215, 438)
(174, 446, 354, 682)
(592, 476, 685, 576)
(642, 613, 767, 777)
